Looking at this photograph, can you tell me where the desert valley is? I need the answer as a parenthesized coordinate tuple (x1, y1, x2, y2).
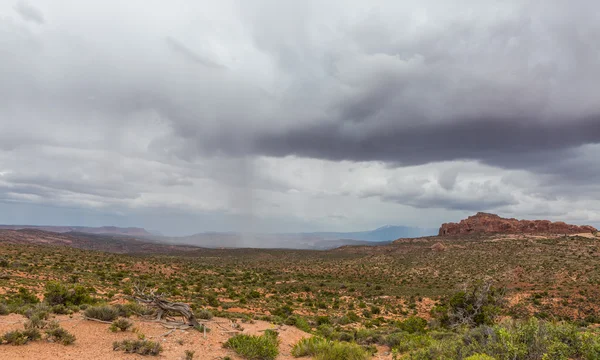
(2, 213, 600, 359)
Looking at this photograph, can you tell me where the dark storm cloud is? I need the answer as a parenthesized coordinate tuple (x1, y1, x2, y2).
(14, 1, 44, 24)
(253, 117, 600, 168)
(382, 193, 517, 212)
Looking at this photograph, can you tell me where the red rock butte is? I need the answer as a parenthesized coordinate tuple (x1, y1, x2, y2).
(439, 212, 597, 236)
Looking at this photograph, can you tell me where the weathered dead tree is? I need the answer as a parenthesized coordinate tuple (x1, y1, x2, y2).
(133, 285, 199, 328)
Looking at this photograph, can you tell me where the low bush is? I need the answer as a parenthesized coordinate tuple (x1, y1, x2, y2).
(464, 355, 496, 360)
(2, 329, 40, 345)
(114, 302, 155, 318)
(0, 303, 9, 315)
(24, 303, 50, 320)
(291, 337, 370, 360)
(51, 304, 71, 315)
(291, 337, 331, 357)
(44, 281, 94, 306)
(6, 287, 39, 308)
(397, 316, 428, 334)
(432, 280, 504, 329)
(84, 305, 119, 321)
(22, 328, 42, 342)
(110, 318, 133, 332)
(196, 309, 213, 320)
(45, 322, 76, 345)
(1, 328, 41, 345)
(224, 330, 279, 360)
(284, 315, 311, 332)
(387, 332, 432, 352)
(272, 305, 294, 318)
(355, 328, 385, 345)
(2, 330, 28, 345)
(113, 339, 163, 356)
(402, 319, 600, 360)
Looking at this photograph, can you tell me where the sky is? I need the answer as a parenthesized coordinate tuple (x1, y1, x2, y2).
(0, 0, 599, 236)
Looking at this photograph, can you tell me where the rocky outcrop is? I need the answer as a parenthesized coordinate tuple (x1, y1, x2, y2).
(439, 212, 597, 236)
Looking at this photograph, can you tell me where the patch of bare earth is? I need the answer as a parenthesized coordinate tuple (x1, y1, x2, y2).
(0, 314, 311, 360)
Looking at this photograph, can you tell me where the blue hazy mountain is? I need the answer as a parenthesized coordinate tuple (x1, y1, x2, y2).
(300, 225, 436, 242)
(158, 225, 437, 249)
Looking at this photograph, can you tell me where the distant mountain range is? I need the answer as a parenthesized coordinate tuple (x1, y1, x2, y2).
(0, 225, 152, 237)
(0, 229, 199, 255)
(154, 225, 436, 250)
(300, 225, 435, 242)
(0, 224, 435, 250)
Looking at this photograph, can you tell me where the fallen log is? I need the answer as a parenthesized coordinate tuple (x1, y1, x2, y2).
(133, 285, 200, 328)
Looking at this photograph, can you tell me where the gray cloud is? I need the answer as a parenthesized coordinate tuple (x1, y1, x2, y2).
(0, 0, 599, 232)
(165, 37, 225, 69)
(14, 1, 44, 24)
(253, 117, 600, 168)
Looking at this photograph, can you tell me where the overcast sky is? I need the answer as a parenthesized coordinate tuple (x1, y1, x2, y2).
(1, 0, 599, 236)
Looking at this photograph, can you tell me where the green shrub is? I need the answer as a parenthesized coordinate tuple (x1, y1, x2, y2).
(403, 319, 600, 360)
(84, 305, 119, 321)
(23, 303, 51, 330)
(24, 303, 50, 320)
(464, 355, 496, 360)
(316, 324, 335, 339)
(346, 311, 360, 322)
(337, 331, 355, 342)
(6, 287, 39, 307)
(196, 309, 213, 320)
(433, 280, 504, 328)
(224, 330, 279, 360)
(335, 315, 352, 325)
(24, 316, 47, 330)
(113, 339, 163, 355)
(294, 316, 311, 333)
(398, 316, 428, 334)
(355, 328, 384, 345)
(291, 337, 369, 360)
(51, 304, 71, 315)
(316, 316, 331, 325)
(284, 316, 311, 332)
(110, 318, 133, 332)
(113, 302, 155, 318)
(0, 303, 9, 315)
(272, 305, 294, 318)
(390, 332, 432, 352)
(45, 323, 76, 345)
(2, 329, 41, 345)
(22, 328, 41, 342)
(292, 337, 332, 357)
(44, 281, 94, 306)
(2, 330, 28, 345)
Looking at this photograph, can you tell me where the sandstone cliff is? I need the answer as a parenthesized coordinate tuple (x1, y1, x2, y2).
(439, 212, 597, 236)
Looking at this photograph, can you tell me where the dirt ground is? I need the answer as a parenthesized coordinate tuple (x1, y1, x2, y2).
(0, 314, 314, 360)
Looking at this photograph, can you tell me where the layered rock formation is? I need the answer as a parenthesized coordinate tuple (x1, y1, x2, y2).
(439, 212, 597, 236)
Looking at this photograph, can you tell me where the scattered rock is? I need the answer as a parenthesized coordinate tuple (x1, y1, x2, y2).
(430, 242, 447, 252)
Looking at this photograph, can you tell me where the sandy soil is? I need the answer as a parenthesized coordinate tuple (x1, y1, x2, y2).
(0, 314, 312, 360)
